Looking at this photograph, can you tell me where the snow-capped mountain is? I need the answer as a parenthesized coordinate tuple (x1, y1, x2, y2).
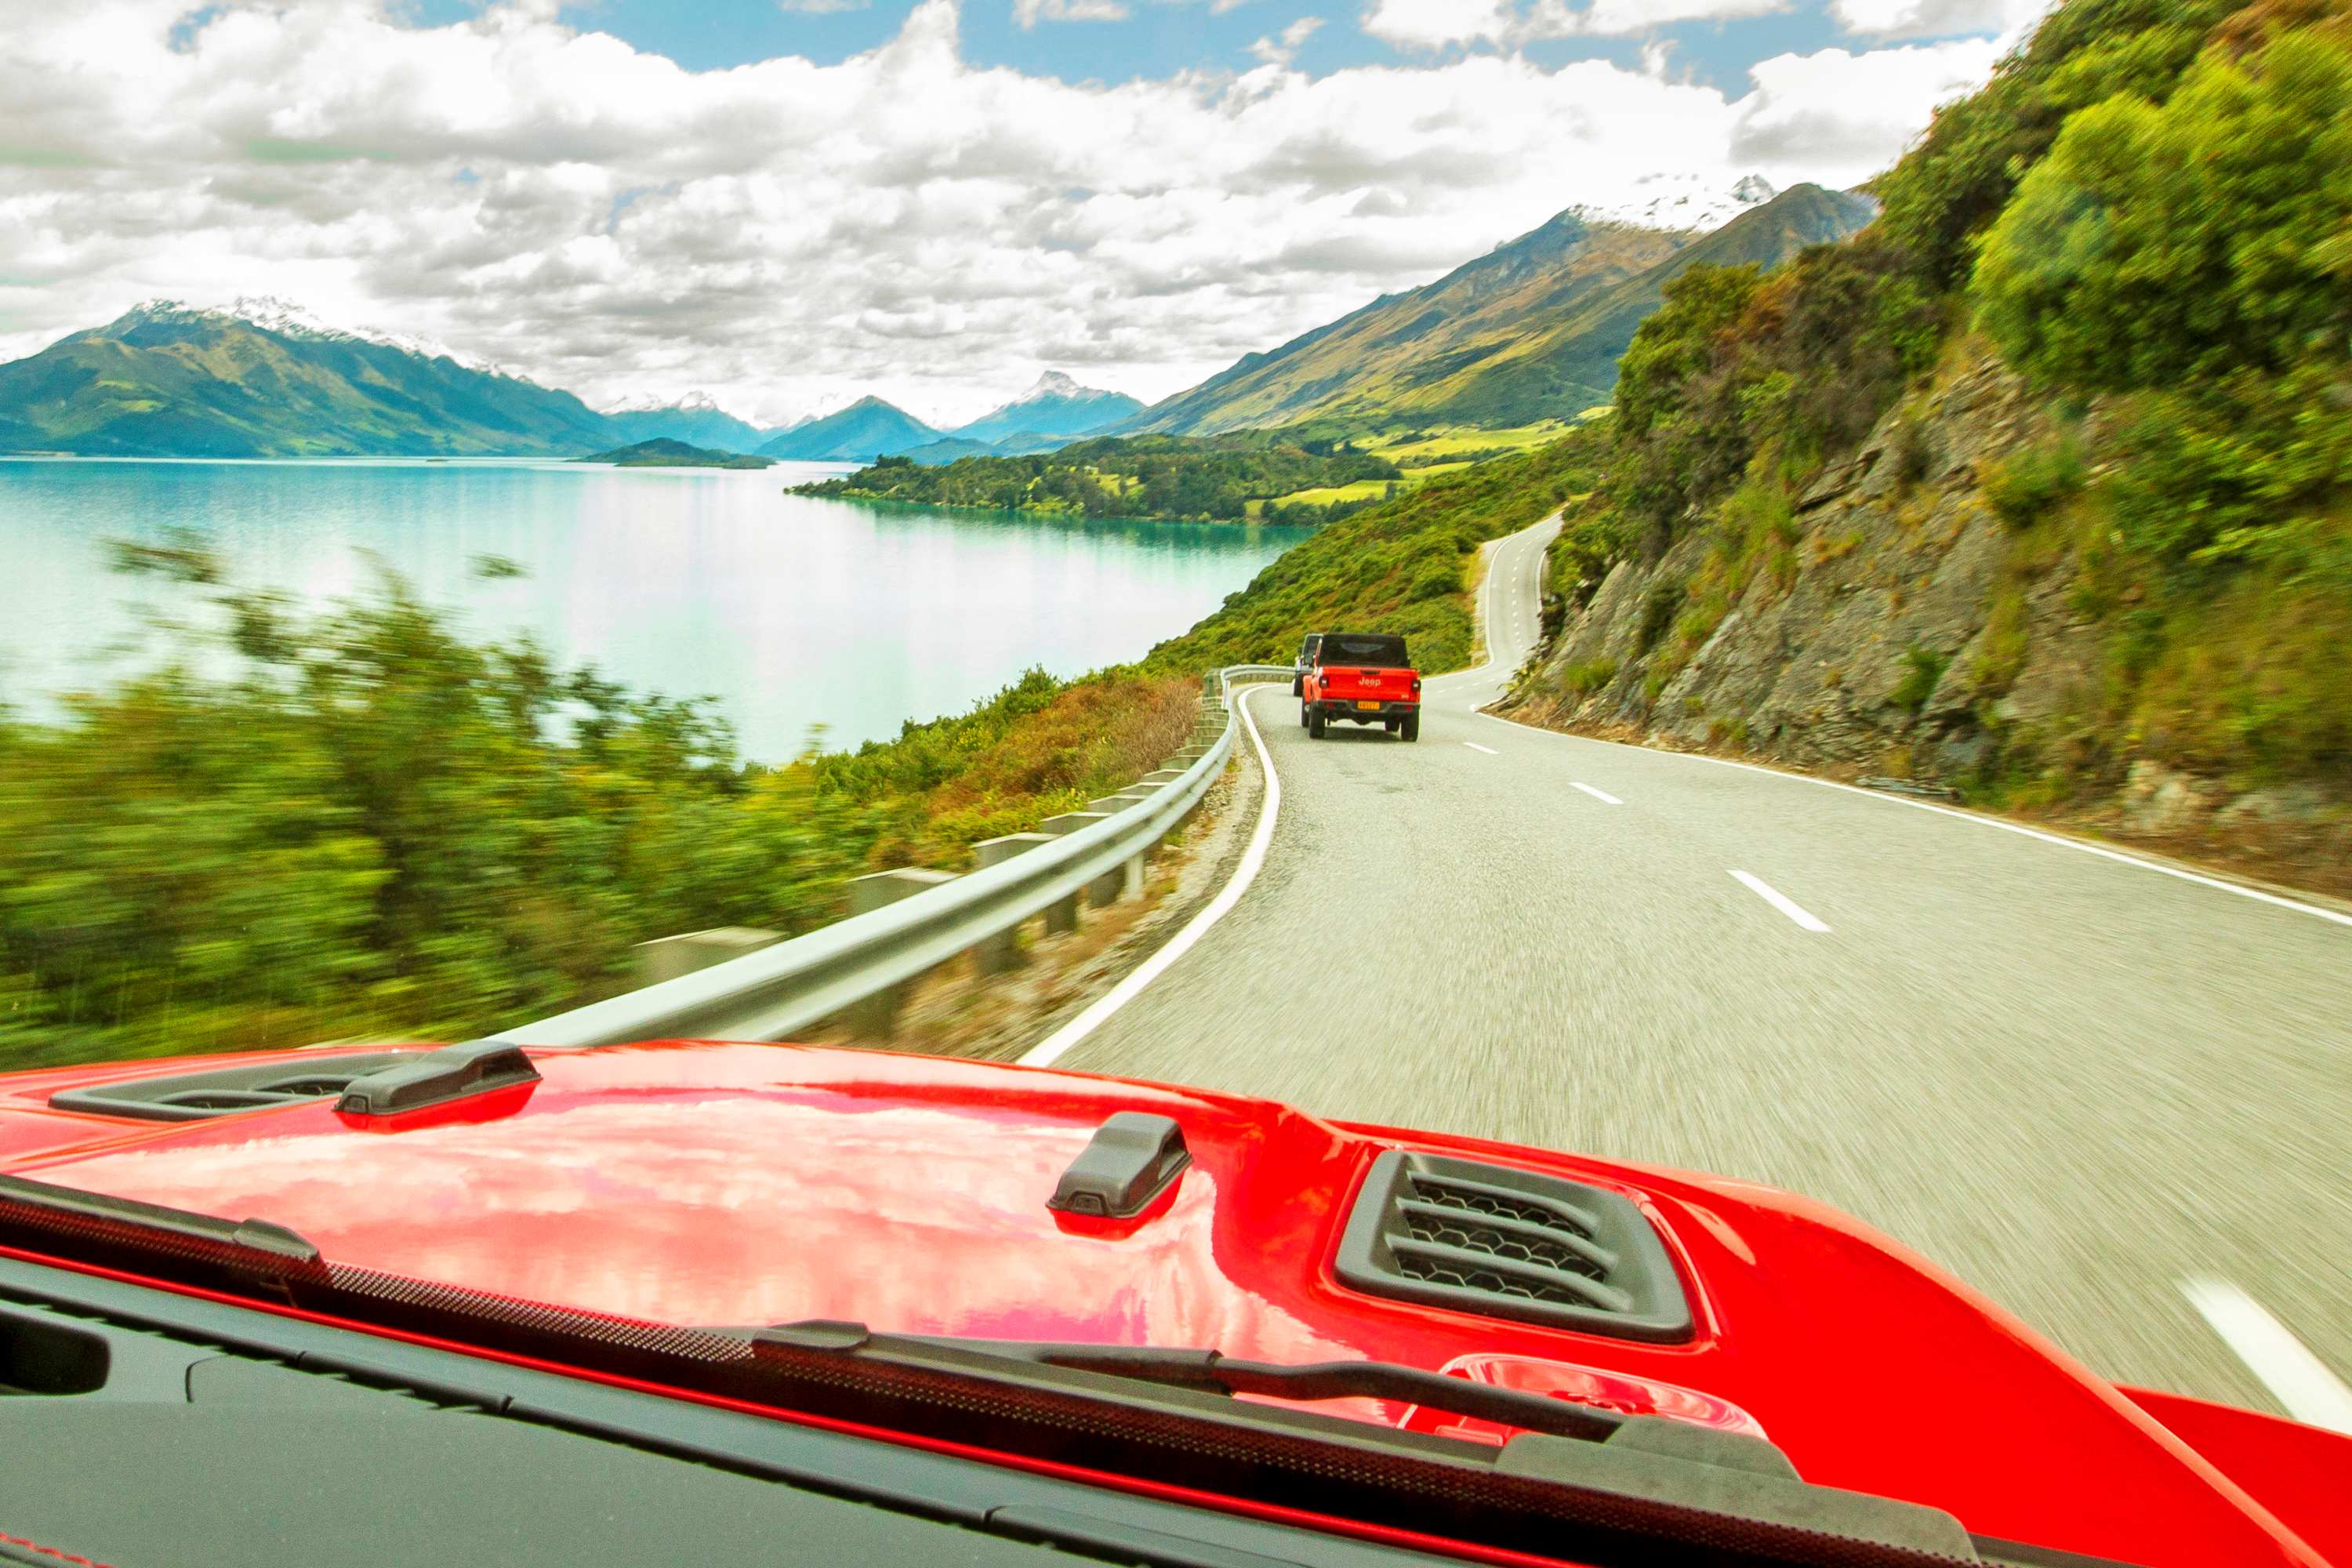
(1568, 172, 1780, 234)
(600, 391, 779, 455)
(948, 372, 1144, 447)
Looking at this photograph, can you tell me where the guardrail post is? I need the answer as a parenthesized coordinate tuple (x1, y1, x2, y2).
(972, 833, 1056, 972)
(842, 870, 956, 1036)
(1082, 794, 1151, 905)
(1037, 811, 1109, 933)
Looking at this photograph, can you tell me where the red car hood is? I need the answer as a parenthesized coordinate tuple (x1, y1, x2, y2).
(0, 1039, 2331, 1566)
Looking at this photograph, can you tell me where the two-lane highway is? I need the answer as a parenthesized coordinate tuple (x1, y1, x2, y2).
(1034, 513, 2352, 1420)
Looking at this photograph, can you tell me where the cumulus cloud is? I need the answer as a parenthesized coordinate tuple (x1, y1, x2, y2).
(1014, 0, 1131, 24)
(1363, 0, 1787, 49)
(1250, 15, 1323, 63)
(1831, 0, 2049, 38)
(1730, 38, 1997, 183)
(0, 0, 2000, 424)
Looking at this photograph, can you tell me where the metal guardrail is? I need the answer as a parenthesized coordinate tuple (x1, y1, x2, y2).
(497, 664, 1298, 1048)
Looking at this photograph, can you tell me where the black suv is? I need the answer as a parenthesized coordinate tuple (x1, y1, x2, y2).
(1291, 632, 1323, 695)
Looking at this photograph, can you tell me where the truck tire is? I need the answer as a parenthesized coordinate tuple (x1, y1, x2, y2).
(1290, 675, 1303, 696)
(1298, 700, 1309, 729)
(1307, 705, 1327, 739)
(1400, 713, 1420, 742)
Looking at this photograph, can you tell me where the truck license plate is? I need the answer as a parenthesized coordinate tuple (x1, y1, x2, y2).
(1354, 700, 1381, 711)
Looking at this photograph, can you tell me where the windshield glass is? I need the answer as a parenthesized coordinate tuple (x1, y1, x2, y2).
(1319, 635, 1407, 668)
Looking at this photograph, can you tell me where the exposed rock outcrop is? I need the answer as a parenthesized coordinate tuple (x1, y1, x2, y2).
(1501, 341, 2352, 895)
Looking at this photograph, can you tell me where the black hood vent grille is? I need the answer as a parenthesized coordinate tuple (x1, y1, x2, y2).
(1335, 1151, 1693, 1342)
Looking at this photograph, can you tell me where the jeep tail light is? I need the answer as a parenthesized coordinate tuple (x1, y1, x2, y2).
(1411, 676, 1422, 696)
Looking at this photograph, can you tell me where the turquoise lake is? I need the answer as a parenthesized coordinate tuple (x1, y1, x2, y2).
(0, 456, 1297, 759)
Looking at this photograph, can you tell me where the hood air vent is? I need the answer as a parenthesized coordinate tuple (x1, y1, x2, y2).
(49, 1053, 416, 1123)
(1334, 1151, 1693, 1342)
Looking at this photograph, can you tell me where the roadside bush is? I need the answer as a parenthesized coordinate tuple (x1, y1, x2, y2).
(1973, 31, 2352, 394)
(1983, 436, 2089, 528)
(1406, 557, 1458, 601)
(0, 554, 1196, 1069)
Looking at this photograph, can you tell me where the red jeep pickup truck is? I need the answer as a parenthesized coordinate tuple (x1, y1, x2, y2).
(1303, 630, 1421, 742)
(0, 1037, 2343, 1567)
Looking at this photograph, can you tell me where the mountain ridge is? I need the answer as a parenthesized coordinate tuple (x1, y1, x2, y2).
(756, 395, 941, 462)
(1123, 183, 1875, 437)
(0, 301, 618, 458)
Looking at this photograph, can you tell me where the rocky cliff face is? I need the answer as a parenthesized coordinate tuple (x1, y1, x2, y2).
(1501, 341, 2352, 893)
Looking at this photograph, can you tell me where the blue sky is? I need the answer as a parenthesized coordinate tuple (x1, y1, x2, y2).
(5, 0, 2032, 424)
(405, 0, 1924, 93)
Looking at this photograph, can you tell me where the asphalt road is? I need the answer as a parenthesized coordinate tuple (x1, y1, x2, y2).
(1051, 514, 2352, 1418)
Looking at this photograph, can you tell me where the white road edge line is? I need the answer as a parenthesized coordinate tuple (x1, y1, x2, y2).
(2181, 1276, 2352, 1434)
(1020, 683, 1281, 1069)
(1729, 870, 1831, 933)
(1571, 782, 1623, 805)
(1479, 709, 2352, 931)
(1464, 742, 1499, 755)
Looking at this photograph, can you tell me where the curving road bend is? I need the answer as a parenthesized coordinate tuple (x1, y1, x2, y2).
(1046, 513, 2352, 1419)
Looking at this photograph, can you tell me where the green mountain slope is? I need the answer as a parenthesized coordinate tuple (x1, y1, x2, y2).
(757, 396, 939, 461)
(1144, 430, 1605, 675)
(0, 303, 620, 457)
(1127, 186, 1873, 437)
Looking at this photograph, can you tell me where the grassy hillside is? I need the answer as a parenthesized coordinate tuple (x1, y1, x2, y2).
(1145, 430, 1606, 676)
(1127, 187, 1871, 439)
(798, 432, 1403, 524)
(1508, 0, 2352, 876)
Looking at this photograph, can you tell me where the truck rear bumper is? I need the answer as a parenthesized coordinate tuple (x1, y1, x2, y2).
(1310, 701, 1419, 723)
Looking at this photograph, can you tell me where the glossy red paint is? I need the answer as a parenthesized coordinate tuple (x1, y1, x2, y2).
(2120, 1386, 2352, 1566)
(2, 1039, 2341, 1567)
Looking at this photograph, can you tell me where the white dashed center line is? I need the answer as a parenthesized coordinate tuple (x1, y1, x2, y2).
(1463, 742, 1498, 755)
(1729, 870, 1830, 932)
(1571, 782, 1622, 805)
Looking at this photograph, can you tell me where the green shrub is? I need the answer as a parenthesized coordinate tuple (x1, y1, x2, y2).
(1891, 644, 1952, 713)
(0, 557, 1194, 1069)
(1406, 557, 1458, 601)
(1561, 657, 1620, 697)
(1973, 31, 2352, 394)
(1983, 436, 2089, 528)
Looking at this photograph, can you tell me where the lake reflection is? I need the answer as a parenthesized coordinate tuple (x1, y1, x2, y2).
(0, 456, 1295, 757)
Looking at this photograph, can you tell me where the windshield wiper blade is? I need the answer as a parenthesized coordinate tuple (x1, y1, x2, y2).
(756, 1322, 1985, 1564)
(0, 1173, 326, 1303)
(758, 1320, 1625, 1444)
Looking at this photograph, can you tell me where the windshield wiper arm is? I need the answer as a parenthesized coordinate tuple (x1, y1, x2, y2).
(757, 1320, 1626, 1444)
